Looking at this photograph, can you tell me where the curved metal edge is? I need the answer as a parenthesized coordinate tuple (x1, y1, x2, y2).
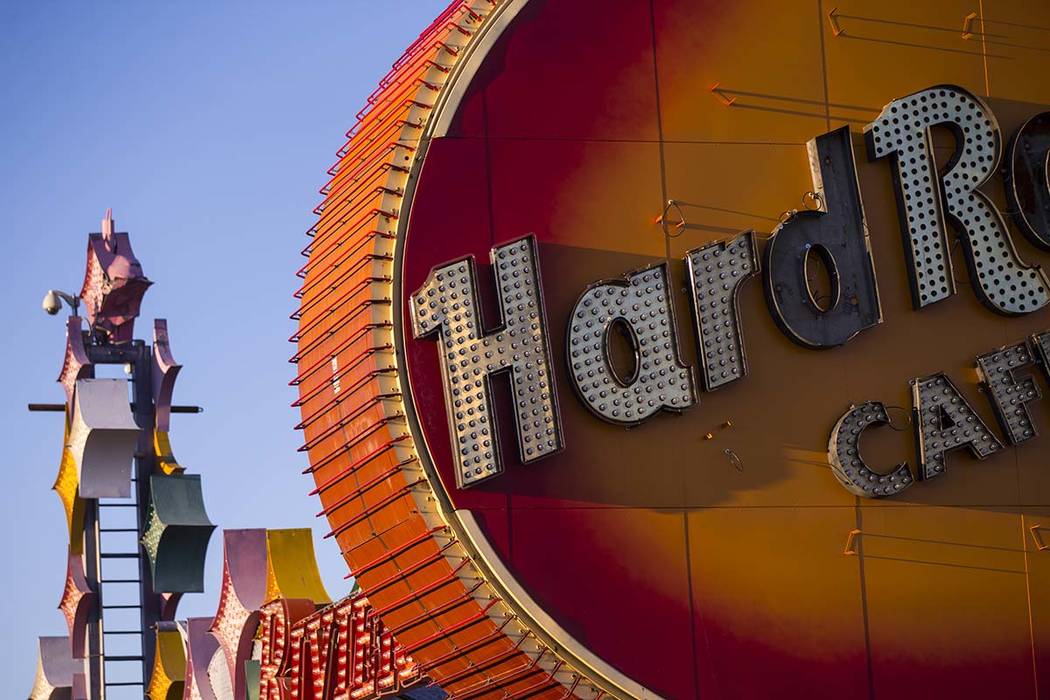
(58, 315, 92, 407)
(425, 0, 528, 141)
(152, 318, 182, 434)
(208, 529, 268, 700)
(455, 510, 662, 700)
(58, 551, 96, 659)
(184, 617, 221, 700)
(388, 1, 667, 697)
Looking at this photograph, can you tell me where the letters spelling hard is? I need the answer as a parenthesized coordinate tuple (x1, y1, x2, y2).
(410, 86, 1050, 498)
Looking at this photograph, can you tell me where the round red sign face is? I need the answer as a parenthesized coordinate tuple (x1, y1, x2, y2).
(299, 1, 1050, 698)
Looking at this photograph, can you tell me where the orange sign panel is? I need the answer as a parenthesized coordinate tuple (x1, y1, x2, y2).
(295, 1, 1050, 697)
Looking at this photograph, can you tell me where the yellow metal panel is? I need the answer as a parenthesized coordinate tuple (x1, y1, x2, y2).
(687, 506, 869, 697)
(982, 1, 1050, 104)
(1018, 384, 1050, 504)
(488, 139, 667, 259)
(661, 142, 815, 257)
(52, 416, 85, 554)
(860, 505, 1036, 696)
(823, 0, 986, 130)
(1027, 507, 1050, 693)
(264, 529, 331, 605)
(654, 0, 828, 144)
(153, 430, 184, 476)
(147, 627, 186, 700)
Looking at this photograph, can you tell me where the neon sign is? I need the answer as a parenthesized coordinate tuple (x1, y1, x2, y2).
(411, 85, 1050, 498)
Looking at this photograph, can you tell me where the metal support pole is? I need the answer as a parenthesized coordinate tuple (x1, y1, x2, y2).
(82, 500, 105, 699)
(130, 341, 160, 687)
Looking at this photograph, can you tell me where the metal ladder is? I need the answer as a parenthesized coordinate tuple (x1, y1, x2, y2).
(96, 495, 146, 696)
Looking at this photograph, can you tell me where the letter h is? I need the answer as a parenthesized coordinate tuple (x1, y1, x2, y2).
(411, 236, 564, 488)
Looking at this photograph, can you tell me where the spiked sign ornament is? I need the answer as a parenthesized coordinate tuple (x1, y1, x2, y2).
(141, 474, 215, 593)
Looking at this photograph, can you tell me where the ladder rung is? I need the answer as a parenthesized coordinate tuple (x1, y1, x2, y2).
(100, 553, 140, 559)
(104, 655, 144, 662)
(101, 579, 140, 584)
(99, 503, 137, 508)
(103, 630, 142, 636)
(104, 681, 144, 687)
(100, 528, 139, 533)
(103, 604, 142, 609)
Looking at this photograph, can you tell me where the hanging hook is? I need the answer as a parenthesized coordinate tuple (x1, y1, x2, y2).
(843, 528, 862, 556)
(1031, 524, 1048, 551)
(709, 82, 736, 107)
(828, 7, 846, 37)
(883, 405, 912, 432)
(658, 199, 688, 238)
(724, 448, 744, 472)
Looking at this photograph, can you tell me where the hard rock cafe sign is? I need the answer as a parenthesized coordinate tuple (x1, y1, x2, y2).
(294, 1, 1050, 699)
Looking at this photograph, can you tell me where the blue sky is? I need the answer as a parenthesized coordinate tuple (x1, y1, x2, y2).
(0, 1, 448, 692)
